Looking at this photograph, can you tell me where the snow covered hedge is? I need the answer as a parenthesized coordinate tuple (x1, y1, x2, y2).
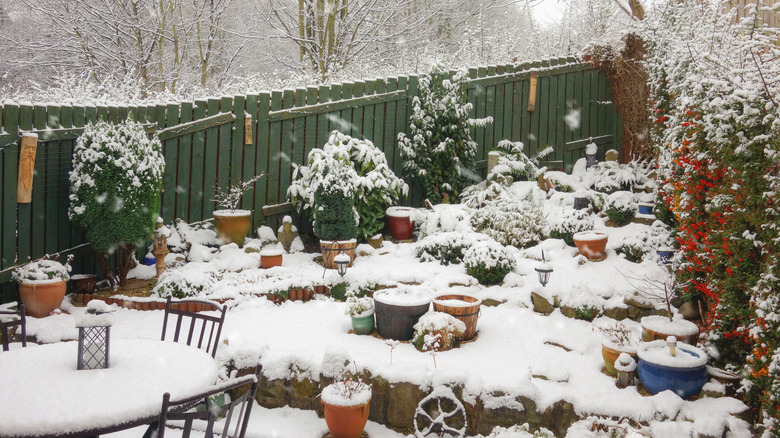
(68, 118, 165, 287)
(288, 131, 407, 240)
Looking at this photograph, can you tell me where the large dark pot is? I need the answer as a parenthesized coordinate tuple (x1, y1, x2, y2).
(374, 291, 430, 341)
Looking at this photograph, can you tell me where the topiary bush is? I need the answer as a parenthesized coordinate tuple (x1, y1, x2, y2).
(604, 191, 637, 226)
(69, 118, 165, 287)
(289, 131, 407, 240)
(313, 180, 357, 241)
(463, 239, 516, 285)
(548, 208, 594, 246)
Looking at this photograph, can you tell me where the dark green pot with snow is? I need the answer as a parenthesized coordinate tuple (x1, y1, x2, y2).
(351, 313, 375, 335)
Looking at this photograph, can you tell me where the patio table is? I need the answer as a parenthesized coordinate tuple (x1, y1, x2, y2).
(0, 338, 219, 437)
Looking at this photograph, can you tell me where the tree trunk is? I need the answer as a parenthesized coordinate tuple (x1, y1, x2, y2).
(117, 243, 138, 288)
(96, 252, 116, 289)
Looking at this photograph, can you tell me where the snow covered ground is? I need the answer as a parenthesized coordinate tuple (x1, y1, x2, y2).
(18, 177, 753, 437)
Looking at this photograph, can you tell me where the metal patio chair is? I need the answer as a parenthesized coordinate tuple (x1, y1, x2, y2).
(0, 303, 26, 351)
(161, 296, 226, 358)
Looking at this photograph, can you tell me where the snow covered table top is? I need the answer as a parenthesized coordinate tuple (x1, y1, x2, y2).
(0, 339, 218, 437)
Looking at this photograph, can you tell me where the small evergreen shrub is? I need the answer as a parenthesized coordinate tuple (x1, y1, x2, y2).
(153, 265, 218, 299)
(574, 305, 601, 321)
(548, 208, 594, 246)
(487, 139, 552, 182)
(69, 117, 165, 287)
(313, 182, 357, 241)
(470, 194, 544, 249)
(329, 282, 349, 302)
(604, 191, 637, 226)
(616, 223, 676, 263)
(417, 204, 473, 238)
(463, 240, 516, 285)
(415, 232, 488, 265)
(412, 311, 465, 352)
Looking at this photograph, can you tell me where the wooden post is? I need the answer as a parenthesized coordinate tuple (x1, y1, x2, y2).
(244, 114, 253, 144)
(17, 133, 38, 203)
(527, 71, 539, 112)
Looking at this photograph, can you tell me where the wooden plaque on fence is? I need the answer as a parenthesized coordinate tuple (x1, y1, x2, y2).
(17, 134, 38, 204)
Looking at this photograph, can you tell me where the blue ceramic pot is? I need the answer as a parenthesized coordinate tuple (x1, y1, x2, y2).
(143, 255, 156, 266)
(658, 248, 674, 265)
(637, 341, 708, 399)
(638, 203, 654, 215)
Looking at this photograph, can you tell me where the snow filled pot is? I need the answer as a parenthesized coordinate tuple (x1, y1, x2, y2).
(18, 280, 67, 318)
(321, 381, 371, 438)
(259, 248, 283, 269)
(374, 289, 431, 341)
(213, 209, 252, 247)
(572, 231, 608, 261)
(640, 315, 700, 345)
(432, 294, 481, 341)
(386, 206, 416, 240)
(320, 239, 357, 270)
(602, 342, 638, 377)
(351, 313, 375, 335)
(637, 339, 708, 399)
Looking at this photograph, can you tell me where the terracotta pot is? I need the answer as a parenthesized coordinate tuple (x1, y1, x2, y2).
(213, 209, 252, 247)
(18, 280, 67, 318)
(320, 240, 357, 270)
(640, 315, 700, 345)
(289, 287, 313, 302)
(386, 206, 415, 240)
(573, 231, 608, 260)
(432, 294, 481, 341)
(321, 399, 370, 438)
(260, 249, 283, 269)
(71, 274, 97, 295)
(602, 343, 638, 377)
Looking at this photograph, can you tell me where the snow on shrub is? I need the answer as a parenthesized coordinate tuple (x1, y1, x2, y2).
(69, 117, 165, 287)
(417, 204, 473, 238)
(547, 208, 594, 246)
(288, 131, 407, 240)
(153, 263, 219, 299)
(416, 231, 489, 265)
(398, 64, 492, 203)
(604, 191, 636, 226)
(463, 240, 516, 285)
(616, 222, 675, 263)
(470, 191, 544, 249)
(412, 311, 465, 352)
(487, 139, 551, 182)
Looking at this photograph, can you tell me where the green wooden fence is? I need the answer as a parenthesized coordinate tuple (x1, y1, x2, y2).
(0, 56, 621, 302)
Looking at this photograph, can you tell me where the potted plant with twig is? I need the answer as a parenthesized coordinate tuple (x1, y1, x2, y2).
(212, 173, 266, 247)
(594, 321, 639, 377)
(320, 367, 372, 438)
(13, 254, 73, 318)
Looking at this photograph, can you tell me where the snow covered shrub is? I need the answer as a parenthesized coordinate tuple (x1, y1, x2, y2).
(415, 232, 488, 265)
(397, 64, 492, 203)
(604, 191, 636, 226)
(588, 192, 608, 213)
(329, 282, 349, 302)
(487, 139, 551, 182)
(412, 311, 465, 352)
(288, 131, 406, 240)
(616, 223, 675, 263)
(463, 240, 516, 285)
(69, 118, 165, 287)
(153, 264, 218, 299)
(13, 255, 72, 283)
(547, 208, 594, 246)
(470, 193, 544, 249)
(345, 296, 374, 318)
(417, 204, 473, 238)
(583, 161, 636, 194)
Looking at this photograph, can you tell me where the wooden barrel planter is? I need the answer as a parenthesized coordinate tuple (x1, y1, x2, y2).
(432, 294, 481, 341)
(320, 239, 357, 270)
(374, 290, 431, 341)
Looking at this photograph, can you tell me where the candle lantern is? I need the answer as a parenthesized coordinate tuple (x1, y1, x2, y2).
(77, 301, 115, 370)
(615, 353, 637, 389)
(534, 250, 553, 287)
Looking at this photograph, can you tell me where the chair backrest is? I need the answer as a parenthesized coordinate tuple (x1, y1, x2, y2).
(0, 304, 26, 352)
(148, 364, 262, 438)
(161, 296, 226, 359)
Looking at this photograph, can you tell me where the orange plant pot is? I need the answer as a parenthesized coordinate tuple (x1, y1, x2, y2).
(601, 343, 638, 377)
(260, 249, 283, 269)
(18, 280, 67, 318)
(213, 210, 251, 247)
(321, 400, 370, 438)
(573, 231, 608, 261)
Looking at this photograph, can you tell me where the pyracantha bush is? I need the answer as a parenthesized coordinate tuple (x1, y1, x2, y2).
(415, 232, 489, 265)
(289, 131, 406, 240)
(604, 191, 637, 226)
(12, 255, 72, 283)
(463, 239, 516, 285)
(398, 64, 492, 203)
(153, 264, 219, 299)
(470, 192, 545, 249)
(412, 311, 466, 352)
(69, 118, 165, 287)
(487, 139, 552, 182)
(547, 208, 594, 246)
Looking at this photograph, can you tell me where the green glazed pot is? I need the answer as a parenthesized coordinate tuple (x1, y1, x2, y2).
(351, 314, 375, 335)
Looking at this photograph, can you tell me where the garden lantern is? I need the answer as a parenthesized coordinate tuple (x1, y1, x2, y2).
(76, 301, 114, 370)
(334, 252, 350, 277)
(585, 141, 598, 169)
(615, 353, 637, 389)
(535, 250, 553, 287)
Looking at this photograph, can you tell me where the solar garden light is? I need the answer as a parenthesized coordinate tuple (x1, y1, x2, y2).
(585, 141, 598, 169)
(535, 250, 553, 287)
(334, 251, 350, 277)
(615, 353, 637, 389)
(76, 300, 115, 370)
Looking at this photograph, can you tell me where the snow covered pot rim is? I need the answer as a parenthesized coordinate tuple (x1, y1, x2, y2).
(374, 288, 432, 306)
(572, 231, 608, 241)
(640, 315, 699, 337)
(321, 380, 372, 406)
(433, 294, 481, 308)
(638, 340, 707, 369)
(259, 248, 284, 257)
(386, 206, 416, 218)
(212, 209, 251, 217)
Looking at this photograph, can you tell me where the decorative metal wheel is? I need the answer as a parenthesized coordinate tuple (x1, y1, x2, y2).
(414, 387, 467, 438)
